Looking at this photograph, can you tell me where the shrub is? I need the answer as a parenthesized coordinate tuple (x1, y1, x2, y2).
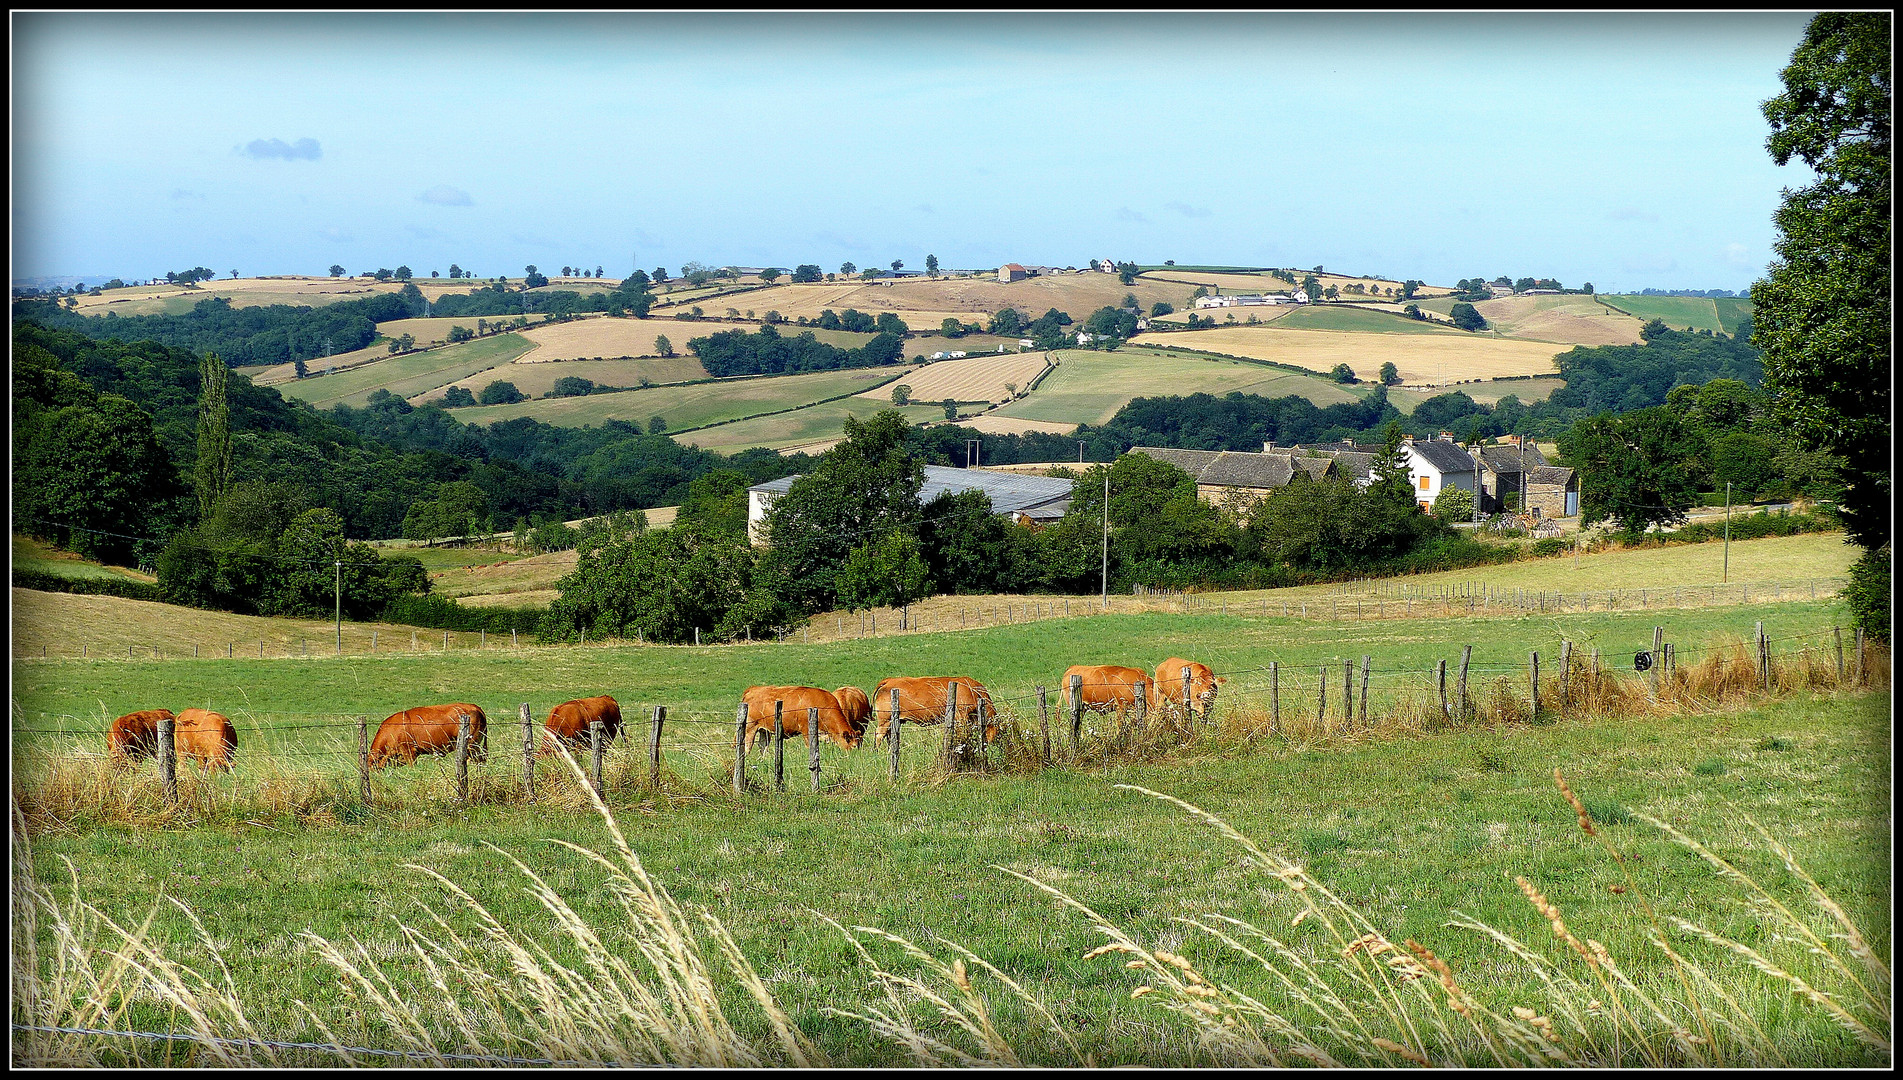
(379, 593, 546, 636)
(1530, 537, 1568, 557)
(10, 568, 164, 603)
(1842, 545, 1890, 643)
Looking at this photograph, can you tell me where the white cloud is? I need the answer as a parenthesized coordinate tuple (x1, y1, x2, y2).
(418, 184, 473, 206)
(242, 137, 321, 161)
(1722, 242, 1753, 268)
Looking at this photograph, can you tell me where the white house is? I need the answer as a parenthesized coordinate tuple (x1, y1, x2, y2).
(1095, 258, 1116, 273)
(1195, 292, 1306, 309)
(1399, 434, 1480, 513)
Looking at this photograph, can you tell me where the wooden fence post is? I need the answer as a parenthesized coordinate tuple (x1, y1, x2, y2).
(1529, 651, 1540, 719)
(943, 682, 960, 768)
(1131, 681, 1146, 749)
(1358, 656, 1371, 728)
(158, 714, 177, 806)
(456, 712, 470, 802)
(1342, 658, 1354, 725)
(808, 707, 822, 793)
(1651, 626, 1664, 696)
(1755, 621, 1767, 690)
(1560, 641, 1572, 707)
(1269, 662, 1279, 734)
(521, 703, 534, 802)
(1069, 674, 1084, 748)
(359, 715, 371, 805)
(444, 632, 449, 651)
(649, 706, 665, 788)
(1317, 665, 1328, 727)
(889, 688, 903, 781)
(1834, 626, 1847, 684)
(733, 703, 749, 794)
(1853, 628, 1865, 686)
(1037, 686, 1051, 765)
(1182, 667, 1194, 726)
(590, 718, 605, 795)
(772, 699, 786, 792)
(1437, 660, 1449, 725)
(1458, 646, 1473, 722)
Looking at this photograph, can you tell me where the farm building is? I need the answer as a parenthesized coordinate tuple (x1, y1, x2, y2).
(1128, 447, 1337, 508)
(1473, 435, 1549, 513)
(1193, 292, 1306, 308)
(745, 465, 1073, 545)
(1399, 434, 1481, 513)
(1525, 465, 1579, 519)
(999, 264, 1030, 283)
(1282, 442, 1377, 488)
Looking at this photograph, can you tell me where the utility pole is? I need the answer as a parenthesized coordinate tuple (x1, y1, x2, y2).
(334, 561, 343, 653)
(1101, 468, 1110, 610)
(1078, 440, 1084, 464)
(1723, 481, 1732, 582)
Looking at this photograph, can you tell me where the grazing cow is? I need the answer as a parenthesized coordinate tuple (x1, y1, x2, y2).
(172, 709, 239, 772)
(1061, 665, 1154, 714)
(369, 703, 488, 768)
(871, 677, 998, 742)
(544, 695, 622, 748)
(107, 709, 173, 765)
(833, 686, 872, 738)
(740, 686, 863, 751)
(1152, 658, 1224, 713)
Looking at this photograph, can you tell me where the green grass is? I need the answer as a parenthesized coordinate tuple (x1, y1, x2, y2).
(671, 399, 945, 452)
(1597, 295, 1731, 333)
(1714, 296, 1755, 334)
(14, 687, 1888, 1065)
(274, 334, 535, 409)
(447, 366, 911, 431)
(992, 347, 1358, 425)
(1274, 305, 1467, 335)
(11, 535, 153, 583)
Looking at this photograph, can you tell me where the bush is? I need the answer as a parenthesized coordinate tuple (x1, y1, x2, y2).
(1530, 537, 1568, 557)
(478, 380, 524, 405)
(380, 593, 547, 636)
(1842, 545, 1890, 643)
(11, 568, 165, 603)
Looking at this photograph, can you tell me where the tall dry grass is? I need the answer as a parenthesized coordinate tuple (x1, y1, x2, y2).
(13, 757, 1888, 1066)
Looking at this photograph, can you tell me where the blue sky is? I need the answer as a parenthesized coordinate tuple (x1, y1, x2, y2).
(12, 13, 1814, 292)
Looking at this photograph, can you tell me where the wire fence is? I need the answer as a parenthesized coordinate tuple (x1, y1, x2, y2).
(13, 623, 1886, 818)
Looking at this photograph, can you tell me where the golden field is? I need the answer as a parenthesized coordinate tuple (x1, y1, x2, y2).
(1141, 269, 1455, 299)
(1133, 325, 1566, 383)
(862, 351, 1052, 404)
(656, 273, 1200, 326)
(1412, 294, 1646, 346)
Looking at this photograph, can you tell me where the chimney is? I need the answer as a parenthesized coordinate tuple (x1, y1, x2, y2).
(1438, 431, 1455, 442)
(1401, 433, 1414, 446)
(1263, 441, 1276, 452)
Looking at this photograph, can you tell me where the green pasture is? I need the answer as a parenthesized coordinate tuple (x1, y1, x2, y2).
(10, 534, 152, 583)
(992, 348, 1358, 425)
(83, 294, 202, 317)
(1274, 305, 1466, 335)
(448, 366, 909, 431)
(1713, 296, 1754, 334)
(1385, 376, 1563, 413)
(1597, 294, 1741, 333)
(671, 399, 944, 452)
(274, 334, 535, 409)
(12, 674, 1887, 1065)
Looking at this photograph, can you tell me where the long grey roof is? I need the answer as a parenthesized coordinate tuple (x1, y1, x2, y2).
(1408, 440, 1480, 474)
(1475, 443, 1548, 471)
(1129, 447, 1333, 489)
(749, 464, 1074, 516)
(1527, 465, 1576, 487)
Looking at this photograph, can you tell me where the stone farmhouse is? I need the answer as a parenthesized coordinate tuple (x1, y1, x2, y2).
(1129, 447, 1337, 508)
(1472, 435, 1548, 513)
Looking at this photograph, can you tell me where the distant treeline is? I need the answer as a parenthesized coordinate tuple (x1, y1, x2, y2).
(427, 279, 654, 319)
(688, 325, 905, 377)
(11, 289, 423, 366)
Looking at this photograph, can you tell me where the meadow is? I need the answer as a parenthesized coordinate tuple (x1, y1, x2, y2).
(72, 276, 489, 317)
(1139, 269, 1454, 299)
(512, 316, 847, 362)
(10, 596, 1888, 1066)
(273, 334, 536, 410)
(1385, 376, 1564, 411)
(671, 399, 946, 454)
(445, 365, 912, 431)
(688, 274, 1200, 326)
(420, 356, 711, 404)
(1271, 305, 1473, 335)
(863, 351, 1051, 405)
(990, 347, 1360, 426)
(11, 535, 153, 584)
(1405, 295, 1646, 347)
(1596, 295, 1753, 335)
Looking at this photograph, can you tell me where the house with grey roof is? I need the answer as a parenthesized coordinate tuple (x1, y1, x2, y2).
(1473, 436, 1549, 513)
(1128, 447, 1337, 508)
(1282, 441, 1378, 488)
(745, 465, 1073, 546)
(1526, 465, 1579, 519)
(1399, 434, 1481, 513)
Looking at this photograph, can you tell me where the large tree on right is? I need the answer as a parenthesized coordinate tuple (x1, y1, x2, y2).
(1751, 12, 1890, 638)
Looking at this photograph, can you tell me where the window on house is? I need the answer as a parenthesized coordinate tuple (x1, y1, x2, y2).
(1419, 476, 1431, 490)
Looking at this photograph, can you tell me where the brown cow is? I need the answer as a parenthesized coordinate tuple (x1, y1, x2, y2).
(172, 709, 239, 772)
(1061, 665, 1154, 714)
(107, 709, 173, 765)
(369, 703, 488, 768)
(741, 686, 863, 751)
(544, 695, 622, 748)
(1152, 658, 1224, 713)
(871, 677, 998, 742)
(833, 686, 872, 737)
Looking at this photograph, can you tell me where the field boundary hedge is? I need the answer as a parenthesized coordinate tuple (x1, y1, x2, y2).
(11, 569, 164, 603)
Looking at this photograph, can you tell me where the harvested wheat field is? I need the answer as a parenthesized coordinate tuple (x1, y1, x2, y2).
(428, 549, 578, 609)
(674, 274, 1198, 325)
(1135, 326, 1565, 383)
(861, 352, 1052, 404)
(943, 413, 1081, 437)
(1413, 294, 1646, 346)
(73, 275, 490, 317)
(517, 317, 751, 361)
(1141, 269, 1454, 299)
(1149, 304, 1299, 326)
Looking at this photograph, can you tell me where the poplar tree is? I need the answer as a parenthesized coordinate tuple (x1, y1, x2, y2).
(195, 352, 232, 520)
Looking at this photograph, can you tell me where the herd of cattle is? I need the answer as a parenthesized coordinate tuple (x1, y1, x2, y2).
(102, 659, 1222, 772)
